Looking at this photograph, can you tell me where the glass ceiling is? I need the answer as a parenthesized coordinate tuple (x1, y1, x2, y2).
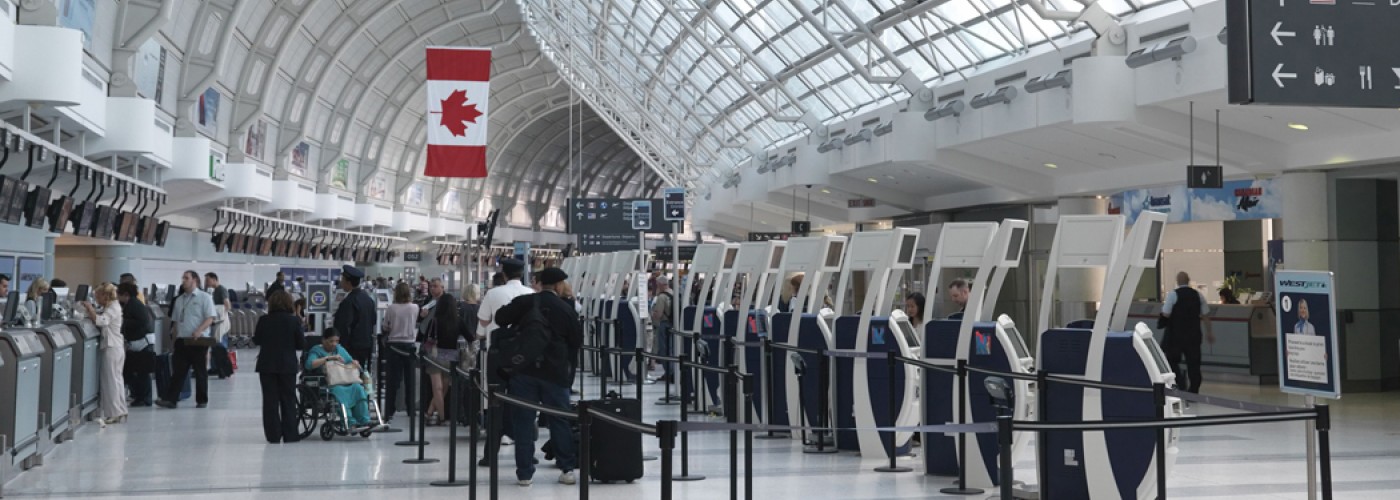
(519, 0, 1166, 189)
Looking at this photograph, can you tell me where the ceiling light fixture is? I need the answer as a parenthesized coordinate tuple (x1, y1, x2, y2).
(867, 178, 879, 183)
(844, 128, 874, 146)
(816, 136, 846, 153)
(820, 189, 831, 194)
(1044, 163, 1059, 169)
(1125, 36, 1198, 69)
(969, 86, 1018, 109)
(1024, 70, 1073, 93)
(1287, 123, 1309, 131)
(924, 100, 965, 121)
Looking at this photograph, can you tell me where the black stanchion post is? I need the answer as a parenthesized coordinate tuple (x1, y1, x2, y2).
(578, 341, 587, 399)
(689, 334, 706, 415)
(815, 351, 834, 453)
(431, 361, 470, 487)
(1154, 383, 1167, 500)
(659, 420, 677, 500)
(875, 352, 911, 473)
(404, 351, 438, 465)
(487, 389, 502, 500)
(743, 374, 754, 500)
(638, 349, 658, 463)
(998, 415, 1013, 500)
(940, 359, 982, 495)
(1036, 369, 1050, 500)
(675, 357, 704, 481)
(396, 346, 425, 446)
(469, 370, 480, 500)
(726, 364, 739, 500)
(599, 348, 609, 397)
(578, 402, 592, 500)
(1318, 404, 1333, 500)
(757, 339, 781, 439)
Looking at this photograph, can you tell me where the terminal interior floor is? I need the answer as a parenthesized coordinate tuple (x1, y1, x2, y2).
(4, 360, 1396, 499)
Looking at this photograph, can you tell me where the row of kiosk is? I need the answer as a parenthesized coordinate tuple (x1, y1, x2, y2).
(563, 211, 1182, 499)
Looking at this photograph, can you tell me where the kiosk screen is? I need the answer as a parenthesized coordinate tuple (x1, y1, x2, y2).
(1006, 227, 1026, 262)
(1002, 323, 1031, 359)
(1145, 221, 1165, 260)
(1145, 337, 1172, 375)
(770, 247, 785, 269)
(896, 317, 920, 348)
(898, 234, 917, 264)
(2, 290, 19, 323)
(825, 241, 844, 268)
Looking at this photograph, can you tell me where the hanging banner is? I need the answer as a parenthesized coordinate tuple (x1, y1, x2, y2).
(424, 47, 492, 178)
(1274, 270, 1341, 399)
(1110, 178, 1281, 224)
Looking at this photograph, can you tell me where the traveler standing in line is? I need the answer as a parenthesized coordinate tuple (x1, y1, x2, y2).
(424, 291, 466, 426)
(118, 283, 154, 407)
(119, 273, 146, 304)
(476, 258, 534, 465)
(83, 283, 127, 425)
(650, 278, 676, 383)
(494, 267, 583, 486)
(157, 271, 217, 409)
(458, 284, 482, 369)
(381, 283, 420, 422)
(253, 291, 306, 443)
(1161, 272, 1214, 394)
(333, 265, 377, 375)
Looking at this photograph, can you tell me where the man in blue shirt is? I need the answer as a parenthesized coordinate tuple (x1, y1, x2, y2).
(158, 270, 218, 409)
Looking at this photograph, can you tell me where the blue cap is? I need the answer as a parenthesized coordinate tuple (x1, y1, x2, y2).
(341, 265, 365, 279)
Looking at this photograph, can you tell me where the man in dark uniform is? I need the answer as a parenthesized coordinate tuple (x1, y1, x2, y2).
(1161, 272, 1214, 393)
(334, 265, 377, 372)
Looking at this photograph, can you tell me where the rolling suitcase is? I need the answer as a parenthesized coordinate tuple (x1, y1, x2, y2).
(587, 395, 643, 483)
(154, 353, 192, 401)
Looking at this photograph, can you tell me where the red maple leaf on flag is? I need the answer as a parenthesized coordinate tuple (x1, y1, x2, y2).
(433, 89, 483, 137)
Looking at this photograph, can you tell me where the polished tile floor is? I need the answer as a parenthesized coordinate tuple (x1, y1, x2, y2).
(3, 359, 1396, 499)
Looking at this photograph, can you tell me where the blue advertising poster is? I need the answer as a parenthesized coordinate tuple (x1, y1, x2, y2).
(58, 0, 96, 49)
(16, 257, 44, 296)
(1274, 270, 1341, 399)
(1111, 178, 1281, 224)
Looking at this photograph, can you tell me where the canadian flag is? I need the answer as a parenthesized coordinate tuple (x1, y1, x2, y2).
(425, 47, 492, 178)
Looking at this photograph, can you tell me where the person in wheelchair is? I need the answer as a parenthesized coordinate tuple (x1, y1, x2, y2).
(304, 328, 381, 432)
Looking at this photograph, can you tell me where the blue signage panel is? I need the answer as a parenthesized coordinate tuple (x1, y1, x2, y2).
(663, 187, 686, 222)
(1111, 178, 1281, 224)
(1274, 270, 1341, 399)
(631, 200, 652, 230)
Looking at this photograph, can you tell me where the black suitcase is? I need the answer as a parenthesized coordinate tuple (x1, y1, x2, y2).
(587, 396, 643, 483)
(209, 343, 234, 379)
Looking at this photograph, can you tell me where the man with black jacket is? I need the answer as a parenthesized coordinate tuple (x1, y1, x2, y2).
(333, 265, 377, 373)
(494, 267, 582, 487)
(118, 283, 155, 406)
(1161, 272, 1214, 394)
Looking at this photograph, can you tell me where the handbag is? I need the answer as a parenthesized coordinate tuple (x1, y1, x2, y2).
(323, 360, 362, 386)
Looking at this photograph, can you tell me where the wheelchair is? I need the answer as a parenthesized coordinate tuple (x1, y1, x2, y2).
(296, 348, 386, 441)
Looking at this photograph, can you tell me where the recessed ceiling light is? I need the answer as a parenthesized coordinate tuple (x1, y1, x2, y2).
(867, 178, 879, 183)
(1288, 123, 1309, 131)
(1044, 163, 1058, 169)
(820, 189, 831, 194)
(884, 174, 895, 180)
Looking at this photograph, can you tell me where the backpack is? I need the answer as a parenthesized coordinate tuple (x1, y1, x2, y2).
(487, 295, 554, 381)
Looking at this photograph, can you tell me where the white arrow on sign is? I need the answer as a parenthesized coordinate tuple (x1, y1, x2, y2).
(1273, 63, 1297, 88)
(1270, 22, 1295, 46)
(671, 209, 681, 216)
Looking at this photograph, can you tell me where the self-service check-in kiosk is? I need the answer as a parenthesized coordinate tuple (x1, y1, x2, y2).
(1036, 212, 1183, 500)
(921, 220, 1033, 487)
(581, 253, 611, 377)
(830, 229, 922, 460)
(773, 235, 845, 442)
(0, 327, 45, 472)
(64, 317, 101, 424)
(607, 250, 647, 382)
(33, 321, 77, 448)
(728, 241, 786, 423)
(678, 244, 736, 411)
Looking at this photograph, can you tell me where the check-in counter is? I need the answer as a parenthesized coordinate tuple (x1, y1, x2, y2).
(1128, 302, 1278, 383)
(62, 319, 101, 422)
(0, 329, 47, 471)
(33, 324, 77, 448)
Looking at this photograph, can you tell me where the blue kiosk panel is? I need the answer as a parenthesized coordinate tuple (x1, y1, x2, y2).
(766, 312, 792, 427)
(739, 310, 781, 423)
(791, 313, 829, 429)
(965, 324, 1015, 485)
(833, 316, 910, 456)
(615, 302, 639, 381)
(1040, 329, 1158, 500)
(922, 320, 960, 475)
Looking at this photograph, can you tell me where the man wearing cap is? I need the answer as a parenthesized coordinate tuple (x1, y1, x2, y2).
(334, 265, 377, 369)
(494, 267, 582, 486)
(476, 257, 534, 466)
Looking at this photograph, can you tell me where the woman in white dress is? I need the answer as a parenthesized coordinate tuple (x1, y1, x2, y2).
(83, 282, 127, 425)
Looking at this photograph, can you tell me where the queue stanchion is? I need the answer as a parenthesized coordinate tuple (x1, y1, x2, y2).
(395, 345, 425, 447)
(689, 333, 706, 415)
(659, 419, 678, 500)
(1318, 404, 1333, 500)
(637, 348, 658, 462)
(468, 369, 481, 500)
(598, 347, 610, 397)
(374, 338, 401, 434)
(403, 350, 438, 465)
(431, 360, 470, 487)
(1154, 382, 1167, 500)
(1036, 369, 1050, 499)
(810, 351, 836, 454)
(578, 401, 592, 500)
(726, 364, 740, 500)
(998, 415, 1014, 500)
(940, 359, 983, 495)
(487, 388, 500, 500)
(674, 356, 705, 481)
(742, 373, 755, 500)
(874, 352, 911, 473)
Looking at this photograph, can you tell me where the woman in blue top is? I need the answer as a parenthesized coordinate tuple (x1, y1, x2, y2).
(305, 328, 374, 429)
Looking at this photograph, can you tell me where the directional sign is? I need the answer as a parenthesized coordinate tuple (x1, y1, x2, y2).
(566, 198, 668, 234)
(791, 220, 812, 236)
(748, 232, 791, 242)
(1228, 0, 1400, 107)
(631, 200, 653, 230)
(655, 245, 698, 261)
(663, 187, 686, 222)
(402, 251, 422, 262)
(1187, 165, 1224, 188)
(578, 232, 642, 252)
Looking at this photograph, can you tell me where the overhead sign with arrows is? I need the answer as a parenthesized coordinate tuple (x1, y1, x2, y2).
(567, 198, 669, 235)
(663, 187, 686, 222)
(1229, 0, 1400, 107)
